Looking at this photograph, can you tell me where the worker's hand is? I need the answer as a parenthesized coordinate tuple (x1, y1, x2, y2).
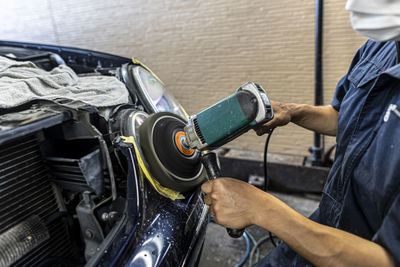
(255, 101, 293, 136)
(201, 178, 268, 229)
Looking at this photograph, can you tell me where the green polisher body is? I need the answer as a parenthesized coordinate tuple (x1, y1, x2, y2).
(184, 82, 274, 151)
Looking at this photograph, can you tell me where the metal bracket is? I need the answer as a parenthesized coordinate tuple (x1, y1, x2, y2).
(76, 191, 105, 260)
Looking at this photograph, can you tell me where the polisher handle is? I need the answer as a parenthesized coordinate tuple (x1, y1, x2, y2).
(201, 152, 221, 179)
(226, 228, 245, 238)
(201, 152, 245, 238)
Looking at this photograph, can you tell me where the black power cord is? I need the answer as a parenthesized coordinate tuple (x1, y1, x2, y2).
(263, 128, 278, 248)
(263, 128, 275, 191)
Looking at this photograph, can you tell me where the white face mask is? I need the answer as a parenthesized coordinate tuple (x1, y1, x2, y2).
(346, 0, 400, 41)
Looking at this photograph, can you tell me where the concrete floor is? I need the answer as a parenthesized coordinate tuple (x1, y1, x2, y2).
(198, 192, 320, 267)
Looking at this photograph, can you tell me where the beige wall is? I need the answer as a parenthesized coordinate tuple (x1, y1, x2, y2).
(0, 0, 366, 156)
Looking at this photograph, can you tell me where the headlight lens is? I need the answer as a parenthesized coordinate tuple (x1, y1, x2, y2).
(132, 66, 188, 119)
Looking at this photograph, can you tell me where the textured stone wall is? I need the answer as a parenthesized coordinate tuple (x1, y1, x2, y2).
(0, 0, 366, 156)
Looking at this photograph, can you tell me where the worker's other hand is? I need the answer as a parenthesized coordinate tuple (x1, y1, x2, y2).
(255, 101, 292, 136)
(201, 178, 267, 229)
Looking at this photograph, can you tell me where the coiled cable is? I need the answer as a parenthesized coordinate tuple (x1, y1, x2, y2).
(234, 232, 251, 267)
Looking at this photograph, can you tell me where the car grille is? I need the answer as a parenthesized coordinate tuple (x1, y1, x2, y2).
(0, 135, 74, 266)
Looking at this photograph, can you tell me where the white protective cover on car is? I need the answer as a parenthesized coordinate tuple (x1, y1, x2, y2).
(0, 56, 129, 108)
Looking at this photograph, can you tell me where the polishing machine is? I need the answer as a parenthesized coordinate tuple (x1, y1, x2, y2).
(138, 82, 273, 238)
(182, 82, 273, 151)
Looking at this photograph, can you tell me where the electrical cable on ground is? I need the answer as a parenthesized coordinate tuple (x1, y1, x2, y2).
(245, 230, 259, 263)
(248, 235, 273, 267)
(234, 232, 251, 267)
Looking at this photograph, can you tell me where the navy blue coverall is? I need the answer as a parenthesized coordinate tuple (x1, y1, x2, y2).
(257, 40, 400, 266)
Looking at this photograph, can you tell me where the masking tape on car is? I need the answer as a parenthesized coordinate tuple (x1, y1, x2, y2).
(131, 58, 165, 86)
(121, 136, 185, 200)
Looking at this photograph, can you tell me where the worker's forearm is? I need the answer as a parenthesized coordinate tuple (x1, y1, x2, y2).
(287, 103, 338, 136)
(253, 194, 394, 267)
